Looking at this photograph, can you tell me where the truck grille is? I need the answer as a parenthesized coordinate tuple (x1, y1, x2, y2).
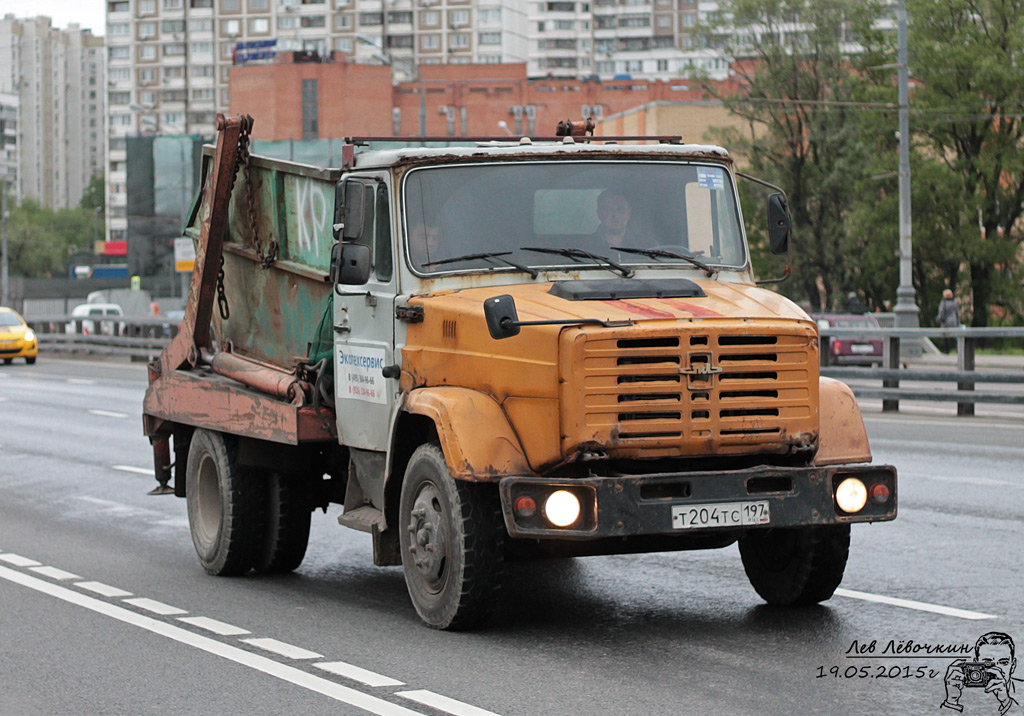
(560, 324, 818, 459)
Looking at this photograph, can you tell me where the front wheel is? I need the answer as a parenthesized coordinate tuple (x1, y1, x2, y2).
(399, 443, 504, 630)
(185, 429, 264, 576)
(739, 525, 850, 606)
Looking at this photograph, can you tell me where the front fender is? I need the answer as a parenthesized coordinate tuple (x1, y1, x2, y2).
(812, 377, 872, 466)
(404, 387, 533, 481)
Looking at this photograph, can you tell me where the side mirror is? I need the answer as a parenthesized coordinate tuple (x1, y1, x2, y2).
(334, 180, 366, 242)
(329, 241, 342, 283)
(484, 294, 521, 340)
(767, 193, 791, 255)
(337, 243, 371, 285)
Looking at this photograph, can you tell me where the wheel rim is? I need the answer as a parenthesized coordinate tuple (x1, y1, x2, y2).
(406, 480, 450, 593)
(194, 453, 222, 547)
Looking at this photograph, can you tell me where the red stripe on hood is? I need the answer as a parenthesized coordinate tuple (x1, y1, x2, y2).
(661, 298, 723, 318)
(602, 299, 677, 319)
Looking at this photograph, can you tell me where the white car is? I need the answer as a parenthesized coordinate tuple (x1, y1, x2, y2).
(65, 303, 125, 336)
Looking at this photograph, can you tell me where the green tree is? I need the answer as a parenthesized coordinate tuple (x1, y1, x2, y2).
(79, 172, 105, 213)
(699, 0, 897, 311)
(6, 199, 95, 278)
(908, 0, 1024, 326)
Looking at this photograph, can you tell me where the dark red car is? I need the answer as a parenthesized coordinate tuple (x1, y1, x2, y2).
(812, 313, 884, 366)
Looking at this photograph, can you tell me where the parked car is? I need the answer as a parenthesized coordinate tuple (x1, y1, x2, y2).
(0, 306, 39, 365)
(812, 313, 884, 366)
(162, 309, 185, 338)
(65, 303, 125, 336)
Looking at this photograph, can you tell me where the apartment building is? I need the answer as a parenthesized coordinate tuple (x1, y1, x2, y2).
(0, 16, 105, 209)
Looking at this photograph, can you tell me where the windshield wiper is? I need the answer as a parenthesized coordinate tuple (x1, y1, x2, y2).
(521, 247, 634, 278)
(610, 246, 717, 278)
(424, 251, 539, 279)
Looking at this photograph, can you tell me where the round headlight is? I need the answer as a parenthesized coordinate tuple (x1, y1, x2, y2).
(544, 490, 581, 527)
(24, 329, 36, 342)
(835, 477, 867, 513)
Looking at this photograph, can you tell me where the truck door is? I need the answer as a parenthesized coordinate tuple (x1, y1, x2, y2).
(333, 176, 398, 451)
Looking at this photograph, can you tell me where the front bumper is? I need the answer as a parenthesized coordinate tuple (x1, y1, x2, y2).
(499, 463, 896, 540)
(0, 337, 37, 360)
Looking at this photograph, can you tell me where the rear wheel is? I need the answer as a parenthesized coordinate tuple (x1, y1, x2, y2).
(2, 358, 11, 365)
(399, 443, 504, 630)
(253, 471, 312, 574)
(185, 429, 264, 576)
(739, 525, 850, 606)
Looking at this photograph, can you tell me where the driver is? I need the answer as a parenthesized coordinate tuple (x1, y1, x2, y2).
(591, 189, 633, 248)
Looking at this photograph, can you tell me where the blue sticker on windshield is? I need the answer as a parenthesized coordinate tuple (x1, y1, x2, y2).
(696, 167, 725, 190)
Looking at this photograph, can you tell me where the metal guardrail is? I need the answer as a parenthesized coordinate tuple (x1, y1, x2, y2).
(819, 326, 1024, 415)
(26, 315, 177, 362)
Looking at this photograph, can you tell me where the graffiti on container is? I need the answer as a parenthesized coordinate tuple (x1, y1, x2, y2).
(293, 176, 331, 261)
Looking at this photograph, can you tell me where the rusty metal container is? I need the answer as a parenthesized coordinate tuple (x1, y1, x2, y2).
(184, 147, 342, 369)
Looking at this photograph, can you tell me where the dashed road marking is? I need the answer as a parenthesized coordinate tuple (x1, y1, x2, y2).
(0, 553, 42, 567)
(0, 565, 428, 716)
(178, 616, 251, 636)
(89, 409, 130, 419)
(398, 690, 502, 716)
(242, 637, 324, 660)
(75, 581, 133, 598)
(835, 588, 996, 620)
(315, 661, 405, 688)
(112, 465, 155, 476)
(67, 379, 96, 385)
(30, 566, 81, 581)
(124, 597, 188, 616)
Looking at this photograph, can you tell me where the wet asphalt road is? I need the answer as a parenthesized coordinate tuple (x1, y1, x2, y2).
(1, 357, 1022, 716)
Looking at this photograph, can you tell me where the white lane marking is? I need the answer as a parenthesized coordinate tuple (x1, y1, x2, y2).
(913, 474, 1019, 488)
(0, 553, 42, 567)
(0, 565, 426, 716)
(398, 690, 502, 716)
(0, 396, 7, 402)
(75, 581, 133, 598)
(67, 379, 96, 385)
(89, 409, 130, 419)
(124, 597, 188, 616)
(835, 588, 996, 620)
(242, 638, 323, 660)
(30, 566, 81, 581)
(178, 616, 251, 636)
(315, 662, 405, 688)
(112, 465, 156, 476)
(862, 413, 1023, 428)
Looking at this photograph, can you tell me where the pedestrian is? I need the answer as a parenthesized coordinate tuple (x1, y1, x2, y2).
(844, 291, 867, 315)
(935, 288, 960, 353)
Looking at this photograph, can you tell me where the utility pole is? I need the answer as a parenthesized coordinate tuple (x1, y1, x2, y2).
(894, 0, 921, 348)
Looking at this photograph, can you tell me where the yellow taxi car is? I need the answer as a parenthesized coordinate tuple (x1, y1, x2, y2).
(0, 306, 38, 365)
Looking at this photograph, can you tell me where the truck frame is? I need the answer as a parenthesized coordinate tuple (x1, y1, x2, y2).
(143, 114, 896, 629)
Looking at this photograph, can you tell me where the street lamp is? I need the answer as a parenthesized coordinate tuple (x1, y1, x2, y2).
(1, 178, 8, 306)
(894, 0, 920, 346)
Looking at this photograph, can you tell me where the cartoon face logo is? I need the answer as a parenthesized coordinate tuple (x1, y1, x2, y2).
(942, 632, 1019, 714)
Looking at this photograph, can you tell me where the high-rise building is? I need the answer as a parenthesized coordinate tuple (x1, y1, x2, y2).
(0, 15, 105, 210)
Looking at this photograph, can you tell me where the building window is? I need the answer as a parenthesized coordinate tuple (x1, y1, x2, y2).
(478, 32, 500, 45)
(161, 20, 185, 33)
(139, 68, 157, 84)
(420, 34, 439, 50)
(359, 12, 382, 25)
(420, 10, 439, 26)
(139, 45, 158, 60)
(110, 67, 130, 81)
(164, 43, 187, 57)
(250, 0, 268, 8)
(108, 0, 129, 11)
(109, 46, 129, 60)
(334, 37, 352, 52)
(163, 112, 185, 126)
(163, 66, 185, 80)
(163, 0, 183, 9)
(109, 91, 130, 105)
(450, 33, 469, 49)
(449, 9, 469, 27)
(187, 18, 212, 31)
(221, 0, 240, 10)
(300, 15, 325, 27)
(138, 0, 156, 13)
(109, 22, 129, 35)
(657, 59, 669, 71)
(137, 22, 157, 38)
(334, 14, 352, 29)
(140, 91, 156, 105)
(479, 8, 500, 22)
(278, 16, 298, 29)
(191, 64, 214, 77)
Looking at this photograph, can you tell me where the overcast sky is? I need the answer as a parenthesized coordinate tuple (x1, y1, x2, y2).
(1, 0, 106, 35)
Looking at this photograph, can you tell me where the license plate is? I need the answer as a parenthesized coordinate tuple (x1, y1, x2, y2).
(850, 344, 875, 354)
(671, 501, 770, 530)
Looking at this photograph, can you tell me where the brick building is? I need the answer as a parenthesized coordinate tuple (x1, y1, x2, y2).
(231, 54, 747, 141)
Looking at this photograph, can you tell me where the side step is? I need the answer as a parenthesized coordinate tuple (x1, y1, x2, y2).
(337, 505, 384, 533)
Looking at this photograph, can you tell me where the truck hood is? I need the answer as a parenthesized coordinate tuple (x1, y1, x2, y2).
(434, 278, 812, 326)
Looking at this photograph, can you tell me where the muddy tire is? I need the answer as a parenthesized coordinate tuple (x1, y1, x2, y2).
(399, 443, 504, 630)
(185, 429, 264, 576)
(739, 525, 850, 606)
(253, 471, 311, 574)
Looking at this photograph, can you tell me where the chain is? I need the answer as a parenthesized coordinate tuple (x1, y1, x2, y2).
(216, 254, 230, 320)
(237, 116, 278, 270)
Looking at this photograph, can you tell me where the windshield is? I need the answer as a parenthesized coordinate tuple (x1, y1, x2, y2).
(0, 312, 23, 327)
(403, 160, 746, 275)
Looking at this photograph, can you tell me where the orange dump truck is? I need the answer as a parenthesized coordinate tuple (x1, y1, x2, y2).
(143, 115, 896, 629)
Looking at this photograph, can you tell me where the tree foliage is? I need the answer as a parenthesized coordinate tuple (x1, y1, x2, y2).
(700, 0, 895, 312)
(3, 197, 103, 278)
(908, 0, 1024, 326)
